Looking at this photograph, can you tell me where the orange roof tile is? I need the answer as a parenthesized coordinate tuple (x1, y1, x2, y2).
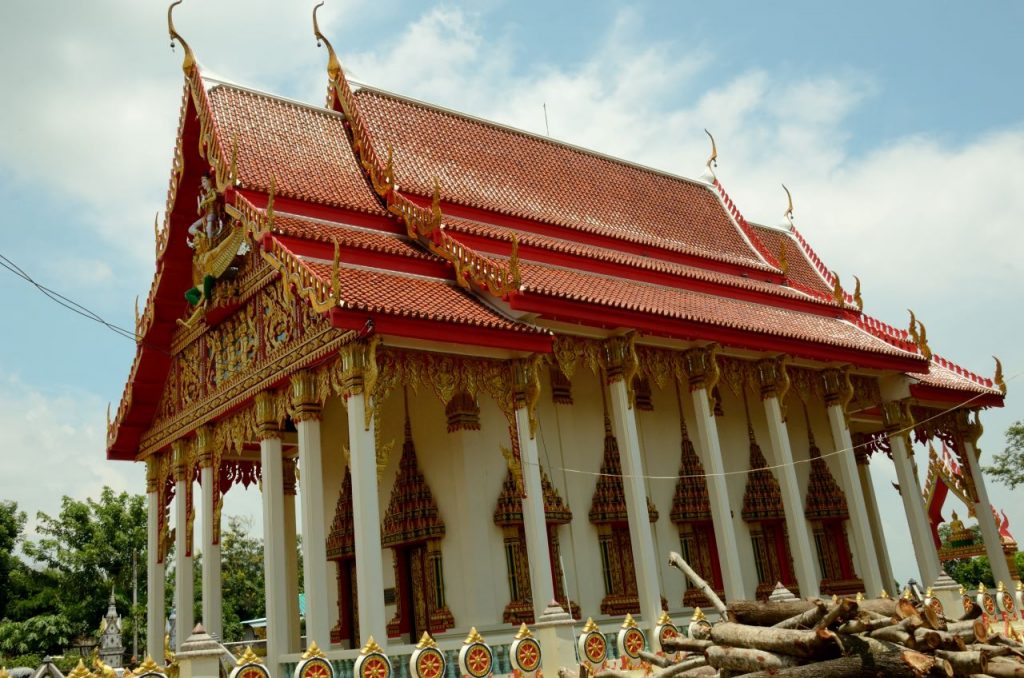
(300, 258, 542, 335)
(272, 213, 431, 261)
(516, 262, 916, 358)
(751, 224, 832, 297)
(206, 83, 385, 215)
(915, 357, 1000, 395)
(353, 89, 773, 272)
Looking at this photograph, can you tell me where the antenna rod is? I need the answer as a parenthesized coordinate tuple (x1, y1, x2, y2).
(543, 102, 550, 137)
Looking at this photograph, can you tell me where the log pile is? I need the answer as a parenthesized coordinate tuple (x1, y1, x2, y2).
(596, 551, 1024, 678)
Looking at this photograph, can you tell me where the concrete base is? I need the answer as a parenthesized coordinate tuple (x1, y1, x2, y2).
(533, 601, 579, 674)
(175, 624, 227, 678)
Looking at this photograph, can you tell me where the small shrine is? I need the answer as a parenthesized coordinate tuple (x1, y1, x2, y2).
(97, 588, 124, 669)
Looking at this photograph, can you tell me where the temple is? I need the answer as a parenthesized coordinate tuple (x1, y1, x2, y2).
(107, 4, 1013, 673)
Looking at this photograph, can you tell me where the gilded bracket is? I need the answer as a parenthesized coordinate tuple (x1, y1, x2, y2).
(680, 343, 721, 409)
(601, 333, 639, 407)
(513, 355, 544, 438)
(756, 355, 791, 421)
(339, 335, 381, 430)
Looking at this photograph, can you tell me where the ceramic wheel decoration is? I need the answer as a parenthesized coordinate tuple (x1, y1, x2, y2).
(355, 640, 392, 678)
(926, 596, 944, 618)
(980, 592, 997, 616)
(998, 591, 1016, 617)
(411, 647, 446, 678)
(510, 637, 541, 675)
(618, 628, 646, 661)
(655, 613, 679, 649)
(230, 648, 270, 678)
(576, 623, 607, 669)
(962, 594, 975, 615)
(460, 643, 493, 678)
(298, 658, 333, 678)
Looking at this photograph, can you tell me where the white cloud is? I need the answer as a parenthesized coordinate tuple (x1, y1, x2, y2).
(0, 372, 143, 540)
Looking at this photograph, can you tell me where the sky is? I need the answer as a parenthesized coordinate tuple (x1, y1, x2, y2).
(0, 0, 1021, 593)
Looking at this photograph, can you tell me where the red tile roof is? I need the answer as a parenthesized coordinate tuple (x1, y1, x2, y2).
(515, 262, 915, 358)
(353, 89, 774, 272)
(300, 257, 543, 335)
(206, 83, 385, 215)
(272, 213, 431, 262)
(751, 224, 832, 297)
(915, 357, 1000, 395)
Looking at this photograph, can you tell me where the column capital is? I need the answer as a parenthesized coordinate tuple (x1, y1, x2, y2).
(172, 438, 192, 482)
(146, 454, 160, 493)
(339, 336, 380, 398)
(755, 356, 791, 400)
(290, 370, 322, 423)
(512, 354, 543, 438)
(196, 425, 216, 468)
(952, 409, 983, 447)
(821, 366, 853, 411)
(254, 390, 281, 440)
(549, 364, 573, 405)
(680, 343, 721, 392)
(600, 333, 638, 385)
(881, 399, 915, 433)
(445, 390, 481, 433)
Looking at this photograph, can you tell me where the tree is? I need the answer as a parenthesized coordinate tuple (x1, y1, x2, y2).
(21, 487, 147, 638)
(984, 420, 1024, 488)
(220, 516, 265, 642)
(0, 501, 27, 620)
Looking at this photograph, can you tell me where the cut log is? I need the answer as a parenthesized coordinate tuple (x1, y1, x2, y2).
(704, 645, 800, 673)
(667, 552, 728, 620)
(986, 659, 1024, 678)
(869, 624, 915, 648)
(674, 667, 715, 678)
(896, 598, 918, 620)
(773, 599, 828, 629)
(709, 622, 843, 660)
(741, 650, 950, 677)
(660, 637, 713, 653)
(727, 600, 818, 626)
(914, 627, 944, 651)
(838, 613, 897, 634)
(968, 644, 1024, 659)
(638, 650, 673, 668)
(816, 598, 859, 631)
(935, 649, 989, 676)
(655, 655, 707, 678)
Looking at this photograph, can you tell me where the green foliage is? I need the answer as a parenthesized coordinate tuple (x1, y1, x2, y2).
(984, 420, 1024, 488)
(0, 615, 74, 657)
(0, 501, 28, 620)
(220, 517, 266, 642)
(18, 488, 147, 642)
(937, 520, 995, 588)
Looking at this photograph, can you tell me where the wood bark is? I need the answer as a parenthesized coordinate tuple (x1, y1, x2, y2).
(935, 649, 988, 677)
(667, 552, 728, 620)
(728, 598, 897, 625)
(741, 650, 951, 677)
(660, 637, 712, 653)
(709, 622, 842, 660)
(638, 650, 672, 668)
(816, 598, 860, 630)
(655, 656, 707, 678)
(773, 599, 828, 629)
(986, 659, 1024, 678)
(704, 645, 800, 673)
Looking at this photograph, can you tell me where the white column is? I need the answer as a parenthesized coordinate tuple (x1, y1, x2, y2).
(282, 459, 301, 653)
(857, 457, 895, 592)
(199, 464, 222, 640)
(196, 426, 222, 641)
(257, 392, 288, 672)
(146, 458, 165, 663)
(888, 430, 941, 585)
(292, 370, 331, 651)
(824, 404, 884, 595)
(449, 394, 501, 623)
(347, 389, 387, 647)
(688, 386, 745, 600)
(960, 436, 1014, 586)
(607, 377, 662, 647)
(172, 440, 194, 651)
(762, 396, 820, 598)
(515, 405, 556, 618)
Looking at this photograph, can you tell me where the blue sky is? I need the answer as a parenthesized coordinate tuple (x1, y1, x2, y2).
(0, 1, 1021, 591)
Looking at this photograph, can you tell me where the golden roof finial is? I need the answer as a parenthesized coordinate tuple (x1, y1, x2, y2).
(997, 581, 1005, 592)
(782, 183, 794, 226)
(331, 238, 341, 300)
(1017, 581, 1023, 592)
(958, 585, 965, 596)
(515, 623, 534, 640)
(656, 611, 672, 626)
(831, 271, 845, 305)
(925, 587, 933, 598)
(360, 636, 385, 655)
(134, 657, 165, 676)
(978, 583, 987, 594)
(917, 316, 932, 360)
(879, 588, 890, 599)
(832, 594, 839, 604)
(993, 356, 1007, 395)
(416, 632, 438, 649)
(302, 640, 327, 660)
(432, 177, 443, 224)
(582, 617, 600, 633)
(167, 1, 196, 74)
(313, 2, 341, 82)
(691, 607, 706, 622)
(778, 241, 789, 276)
(66, 660, 92, 678)
(621, 613, 638, 629)
(852, 275, 863, 311)
(908, 309, 920, 345)
(464, 627, 485, 645)
(902, 588, 913, 600)
(855, 591, 864, 602)
(704, 129, 718, 178)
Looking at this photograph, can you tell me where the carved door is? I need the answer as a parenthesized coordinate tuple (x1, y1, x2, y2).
(396, 544, 431, 643)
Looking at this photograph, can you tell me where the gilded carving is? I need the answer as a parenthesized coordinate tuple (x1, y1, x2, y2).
(290, 370, 322, 423)
(254, 391, 280, 441)
(821, 366, 854, 413)
(756, 356, 791, 421)
(681, 344, 721, 409)
(512, 355, 543, 437)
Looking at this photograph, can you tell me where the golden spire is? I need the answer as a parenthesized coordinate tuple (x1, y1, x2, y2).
(691, 607, 706, 622)
(582, 617, 600, 633)
(908, 309, 920, 346)
(313, 2, 342, 82)
(978, 583, 987, 594)
(855, 591, 864, 602)
(994, 356, 1007, 395)
(656, 611, 672, 626)
(360, 636, 385, 655)
(917, 316, 932, 360)
(704, 129, 718, 178)
(958, 585, 965, 596)
(515, 623, 534, 640)
(236, 647, 263, 666)
(902, 588, 912, 600)
(416, 632, 438, 649)
(925, 587, 933, 598)
(464, 627, 485, 644)
(879, 588, 890, 599)
(167, 1, 196, 74)
(852, 275, 863, 311)
(997, 581, 1005, 592)
(621, 613, 638, 629)
(302, 640, 327, 660)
